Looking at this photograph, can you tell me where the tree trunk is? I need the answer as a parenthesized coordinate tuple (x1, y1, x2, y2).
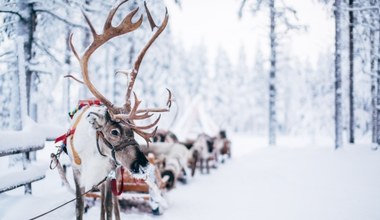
(377, 0, 380, 146)
(348, 0, 355, 143)
(268, 0, 277, 146)
(16, 1, 37, 116)
(370, 0, 377, 143)
(10, 40, 23, 131)
(65, 30, 72, 114)
(334, 0, 343, 149)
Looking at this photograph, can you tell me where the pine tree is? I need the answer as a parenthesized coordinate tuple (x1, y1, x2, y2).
(376, 0, 380, 147)
(268, 0, 277, 145)
(348, 0, 355, 143)
(334, 0, 343, 149)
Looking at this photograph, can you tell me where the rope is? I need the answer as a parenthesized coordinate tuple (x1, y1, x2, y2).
(28, 176, 107, 220)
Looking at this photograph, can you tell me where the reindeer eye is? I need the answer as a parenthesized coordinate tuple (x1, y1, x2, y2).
(110, 129, 120, 136)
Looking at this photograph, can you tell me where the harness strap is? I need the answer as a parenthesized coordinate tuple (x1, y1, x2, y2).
(68, 105, 91, 165)
(96, 131, 107, 157)
(96, 132, 141, 167)
(96, 131, 118, 164)
(69, 99, 102, 119)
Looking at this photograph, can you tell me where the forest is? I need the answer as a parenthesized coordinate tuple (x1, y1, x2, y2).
(1, 0, 380, 220)
(0, 0, 378, 149)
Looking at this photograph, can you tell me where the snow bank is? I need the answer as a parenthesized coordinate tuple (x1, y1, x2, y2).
(0, 118, 45, 152)
(0, 117, 66, 152)
(0, 161, 48, 193)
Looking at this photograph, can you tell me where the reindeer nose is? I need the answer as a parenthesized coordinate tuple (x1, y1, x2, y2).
(130, 161, 140, 173)
(130, 154, 149, 174)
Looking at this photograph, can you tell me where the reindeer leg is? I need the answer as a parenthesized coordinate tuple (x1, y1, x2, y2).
(199, 158, 204, 174)
(206, 159, 210, 174)
(190, 160, 196, 177)
(73, 169, 84, 220)
(105, 180, 113, 220)
(215, 152, 219, 165)
(191, 151, 198, 177)
(210, 152, 218, 169)
(113, 194, 120, 220)
(179, 159, 190, 184)
(221, 150, 225, 163)
(100, 184, 106, 220)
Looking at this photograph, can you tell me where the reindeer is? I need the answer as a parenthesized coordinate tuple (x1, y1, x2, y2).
(152, 129, 179, 143)
(61, 1, 170, 219)
(212, 130, 231, 163)
(151, 130, 194, 185)
(190, 133, 217, 174)
(143, 142, 191, 189)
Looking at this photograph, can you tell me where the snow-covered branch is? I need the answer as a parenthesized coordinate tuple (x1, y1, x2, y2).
(238, 0, 264, 18)
(32, 40, 62, 65)
(34, 9, 86, 29)
(238, 0, 248, 18)
(276, 3, 307, 32)
(28, 66, 54, 75)
(0, 7, 25, 20)
(0, 50, 15, 58)
(0, 20, 18, 30)
(0, 69, 18, 75)
(343, 5, 380, 12)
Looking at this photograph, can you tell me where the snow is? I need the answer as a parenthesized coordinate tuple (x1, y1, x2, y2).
(0, 161, 47, 193)
(0, 118, 45, 152)
(1, 134, 380, 220)
(0, 118, 66, 152)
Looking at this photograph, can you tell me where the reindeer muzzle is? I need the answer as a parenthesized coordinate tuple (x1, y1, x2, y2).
(130, 150, 149, 174)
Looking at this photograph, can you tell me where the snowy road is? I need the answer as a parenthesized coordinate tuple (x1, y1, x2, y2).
(1, 135, 380, 220)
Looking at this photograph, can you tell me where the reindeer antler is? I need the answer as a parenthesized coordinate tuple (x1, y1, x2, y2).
(70, 0, 143, 113)
(124, 2, 169, 112)
(119, 2, 170, 144)
(70, 0, 171, 145)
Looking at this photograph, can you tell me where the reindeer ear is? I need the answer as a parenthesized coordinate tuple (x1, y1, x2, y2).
(86, 107, 107, 130)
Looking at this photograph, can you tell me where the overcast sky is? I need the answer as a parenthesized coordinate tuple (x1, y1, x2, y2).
(165, 0, 334, 67)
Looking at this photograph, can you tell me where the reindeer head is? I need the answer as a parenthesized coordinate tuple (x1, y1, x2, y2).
(70, 0, 171, 174)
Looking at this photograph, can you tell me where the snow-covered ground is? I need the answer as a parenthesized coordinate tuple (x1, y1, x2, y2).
(1, 134, 380, 220)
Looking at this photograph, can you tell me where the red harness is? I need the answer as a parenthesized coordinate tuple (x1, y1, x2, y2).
(54, 129, 75, 146)
(111, 166, 125, 196)
(55, 99, 102, 146)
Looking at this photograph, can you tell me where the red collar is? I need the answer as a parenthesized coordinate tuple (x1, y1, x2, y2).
(55, 129, 75, 145)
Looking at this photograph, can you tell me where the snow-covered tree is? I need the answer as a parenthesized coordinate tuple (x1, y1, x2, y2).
(210, 46, 234, 129)
(234, 45, 251, 132)
(348, 0, 355, 143)
(250, 47, 268, 134)
(334, 0, 343, 149)
(239, 0, 304, 145)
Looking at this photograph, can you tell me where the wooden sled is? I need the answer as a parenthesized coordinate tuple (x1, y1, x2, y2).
(85, 154, 168, 208)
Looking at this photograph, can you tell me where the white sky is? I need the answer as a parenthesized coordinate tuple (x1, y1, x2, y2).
(165, 0, 334, 67)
